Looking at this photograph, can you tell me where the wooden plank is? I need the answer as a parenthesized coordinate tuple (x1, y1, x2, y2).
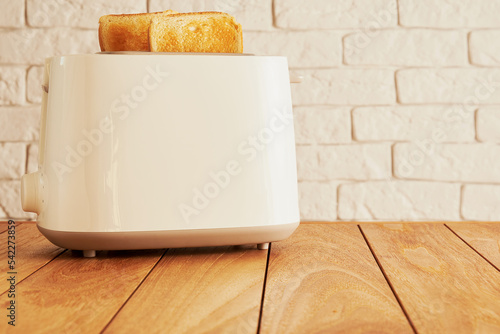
(104, 245, 268, 334)
(260, 224, 413, 334)
(360, 223, 500, 333)
(0, 223, 63, 293)
(0, 221, 35, 234)
(0, 221, 10, 233)
(0, 248, 164, 332)
(446, 223, 500, 270)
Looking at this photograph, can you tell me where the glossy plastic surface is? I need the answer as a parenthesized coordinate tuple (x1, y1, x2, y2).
(23, 54, 300, 233)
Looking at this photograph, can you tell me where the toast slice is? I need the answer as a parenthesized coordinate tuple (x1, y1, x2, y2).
(149, 12, 243, 53)
(99, 10, 177, 51)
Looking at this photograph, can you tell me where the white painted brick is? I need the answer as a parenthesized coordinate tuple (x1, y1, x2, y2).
(295, 145, 318, 180)
(296, 144, 391, 181)
(27, 0, 146, 28)
(477, 108, 500, 143)
(298, 181, 338, 221)
(0, 107, 40, 141)
(0, 143, 26, 179)
(275, 0, 397, 29)
(0, 0, 499, 223)
(27, 66, 43, 104)
(394, 143, 500, 183)
(150, 0, 272, 30)
(0, 67, 25, 105)
(291, 69, 395, 105)
(470, 30, 500, 66)
(0, 0, 25, 27)
(0, 28, 99, 65)
(396, 68, 500, 104)
(399, 0, 500, 28)
(338, 181, 460, 220)
(345, 29, 467, 66)
(353, 106, 475, 142)
(294, 107, 351, 144)
(244, 31, 341, 67)
(27, 143, 39, 173)
(462, 185, 500, 220)
(0, 181, 21, 218)
(0, 180, 35, 219)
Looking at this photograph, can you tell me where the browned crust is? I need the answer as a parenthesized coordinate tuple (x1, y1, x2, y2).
(240, 25, 243, 53)
(98, 23, 104, 51)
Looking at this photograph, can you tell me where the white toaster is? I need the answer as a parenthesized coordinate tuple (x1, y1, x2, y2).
(21, 53, 300, 257)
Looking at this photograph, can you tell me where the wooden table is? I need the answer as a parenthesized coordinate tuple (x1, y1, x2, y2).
(1, 222, 499, 333)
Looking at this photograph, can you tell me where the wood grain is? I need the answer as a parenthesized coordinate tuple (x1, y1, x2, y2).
(360, 223, 500, 333)
(0, 221, 10, 233)
(0, 223, 63, 293)
(446, 223, 500, 270)
(0, 248, 164, 333)
(260, 224, 412, 334)
(104, 245, 268, 334)
(0, 221, 35, 234)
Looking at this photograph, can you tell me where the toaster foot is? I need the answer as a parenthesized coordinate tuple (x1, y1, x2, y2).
(257, 243, 269, 250)
(83, 250, 96, 258)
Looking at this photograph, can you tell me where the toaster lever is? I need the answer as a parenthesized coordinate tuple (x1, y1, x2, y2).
(21, 171, 42, 214)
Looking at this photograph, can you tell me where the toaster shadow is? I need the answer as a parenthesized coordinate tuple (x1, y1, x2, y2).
(69, 244, 267, 258)
(165, 244, 268, 256)
(69, 249, 165, 259)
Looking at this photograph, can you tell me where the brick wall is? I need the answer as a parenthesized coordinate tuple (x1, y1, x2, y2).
(1, 0, 499, 222)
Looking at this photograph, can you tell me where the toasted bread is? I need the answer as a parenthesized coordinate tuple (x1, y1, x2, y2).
(149, 12, 243, 53)
(99, 10, 177, 51)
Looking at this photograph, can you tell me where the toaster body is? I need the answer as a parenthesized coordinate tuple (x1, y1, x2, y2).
(21, 53, 300, 255)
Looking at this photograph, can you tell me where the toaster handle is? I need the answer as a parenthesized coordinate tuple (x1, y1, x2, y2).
(21, 171, 42, 214)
